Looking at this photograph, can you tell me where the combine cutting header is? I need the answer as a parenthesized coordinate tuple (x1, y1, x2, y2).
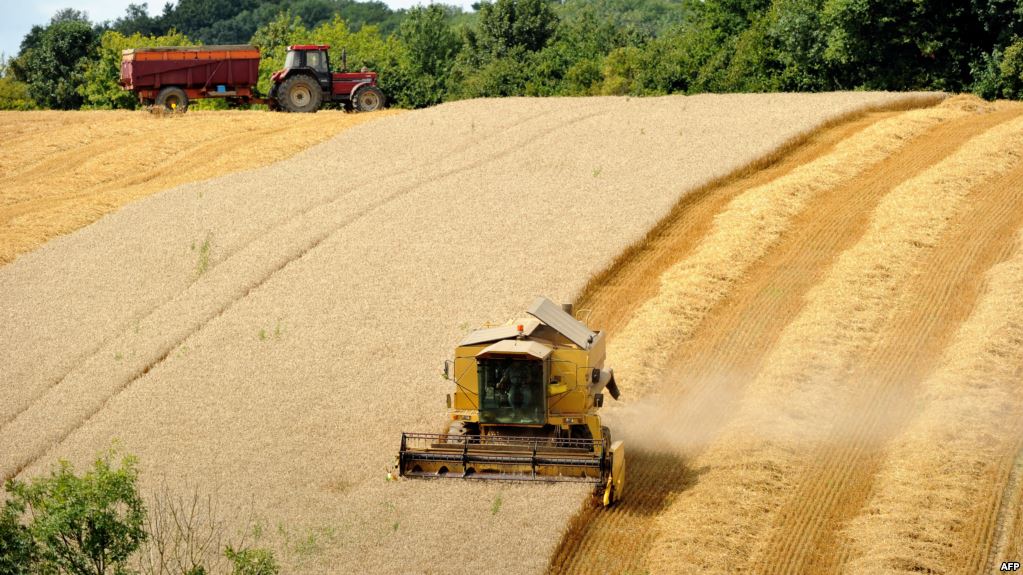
(398, 297, 626, 506)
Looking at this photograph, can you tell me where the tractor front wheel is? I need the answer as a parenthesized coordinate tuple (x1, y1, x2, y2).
(277, 75, 322, 113)
(353, 85, 385, 112)
(154, 87, 188, 113)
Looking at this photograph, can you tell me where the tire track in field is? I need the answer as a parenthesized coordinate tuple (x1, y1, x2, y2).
(838, 221, 1023, 575)
(0, 111, 402, 262)
(645, 104, 1018, 574)
(752, 134, 1023, 575)
(575, 97, 941, 338)
(547, 110, 897, 575)
(0, 107, 608, 483)
(0, 105, 567, 429)
(646, 108, 1023, 574)
(547, 99, 972, 575)
(987, 441, 1023, 573)
(990, 442, 1023, 572)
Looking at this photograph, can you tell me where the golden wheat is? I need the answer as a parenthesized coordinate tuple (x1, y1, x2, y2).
(0, 93, 927, 574)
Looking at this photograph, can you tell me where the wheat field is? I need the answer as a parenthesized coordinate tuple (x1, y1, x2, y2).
(550, 95, 1023, 575)
(0, 93, 938, 574)
(0, 109, 400, 265)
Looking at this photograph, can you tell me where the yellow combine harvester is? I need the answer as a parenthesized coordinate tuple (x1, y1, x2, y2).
(398, 297, 625, 505)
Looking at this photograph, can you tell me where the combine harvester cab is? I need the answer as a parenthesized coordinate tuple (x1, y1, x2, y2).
(398, 297, 625, 506)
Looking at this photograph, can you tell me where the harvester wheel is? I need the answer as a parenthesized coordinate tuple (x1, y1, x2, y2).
(278, 75, 322, 113)
(353, 85, 385, 112)
(602, 426, 612, 445)
(155, 87, 189, 113)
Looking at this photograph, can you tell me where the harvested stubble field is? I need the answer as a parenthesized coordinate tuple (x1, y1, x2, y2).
(0, 92, 937, 573)
(0, 109, 400, 265)
(549, 95, 1023, 575)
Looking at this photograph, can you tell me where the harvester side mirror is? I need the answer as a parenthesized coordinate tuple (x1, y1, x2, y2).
(443, 360, 452, 380)
(342, 48, 348, 71)
(446, 394, 452, 408)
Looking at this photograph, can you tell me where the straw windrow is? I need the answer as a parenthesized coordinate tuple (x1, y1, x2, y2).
(643, 109, 1023, 574)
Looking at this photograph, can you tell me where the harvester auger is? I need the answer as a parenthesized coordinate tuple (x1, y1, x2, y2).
(397, 297, 625, 506)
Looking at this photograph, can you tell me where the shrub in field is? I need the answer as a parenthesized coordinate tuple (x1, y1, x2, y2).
(4, 452, 146, 575)
(136, 478, 282, 575)
(224, 545, 279, 575)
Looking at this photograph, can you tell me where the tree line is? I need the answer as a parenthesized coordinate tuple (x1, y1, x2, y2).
(2, 0, 1022, 112)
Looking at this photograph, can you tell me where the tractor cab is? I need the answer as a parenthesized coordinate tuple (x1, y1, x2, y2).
(283, 45, 333, 90)
(269, 44, 384, 113)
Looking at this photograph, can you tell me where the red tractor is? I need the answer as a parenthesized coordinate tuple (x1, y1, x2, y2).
(269, 44, 385, 113)
(120, 44, 384, 113)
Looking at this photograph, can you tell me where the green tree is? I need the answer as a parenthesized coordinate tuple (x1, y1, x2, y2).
(79, 30, 196, 109)
(456, 48, 532, 97)
(1000, 38, 1023, 98)
(313, 15, 391, 71)
(470, 0, 559, 58)
(5, 452, 147, 575)
(17, 11, 98, 109)
(112, 3, 166, 37)
(0, 496, 37, 574)
(820, 0, 985, 91)
(400, 6, 460, 79)
(0, 54, 36, 110)
(392, 5, 462, 106)
(766, 0, 829, 90)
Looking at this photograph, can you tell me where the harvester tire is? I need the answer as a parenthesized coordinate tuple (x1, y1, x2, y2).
(602, 426, 612, 445)
(278, 75, 322, 113)
(155, 87, 189, 113)
(353, 85, 385, 112)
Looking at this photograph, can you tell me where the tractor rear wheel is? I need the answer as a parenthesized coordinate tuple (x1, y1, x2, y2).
(278, 75, 322, 113)
(155, 87, 188, 113)
(353, 85, 385, 112)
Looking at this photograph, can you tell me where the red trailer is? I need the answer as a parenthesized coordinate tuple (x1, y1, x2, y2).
(120, 45, 261, 111)
(120, 44, 385, 113)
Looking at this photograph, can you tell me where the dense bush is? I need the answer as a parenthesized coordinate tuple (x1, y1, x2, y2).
(3, 452, 147, 575)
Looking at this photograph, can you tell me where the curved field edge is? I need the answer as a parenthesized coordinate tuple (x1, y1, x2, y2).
(0, 93, 937, 574)
(545, 92, 950, 575)
(548, 97, 1023, 575)
(662, 108, 1023, 575)
(0, 109, 402, 266)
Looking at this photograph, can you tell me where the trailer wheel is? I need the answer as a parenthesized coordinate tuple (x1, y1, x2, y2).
(353, 85, 385, 112)
(155, 87, 189, 113)
(278, 75, 322, 113)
